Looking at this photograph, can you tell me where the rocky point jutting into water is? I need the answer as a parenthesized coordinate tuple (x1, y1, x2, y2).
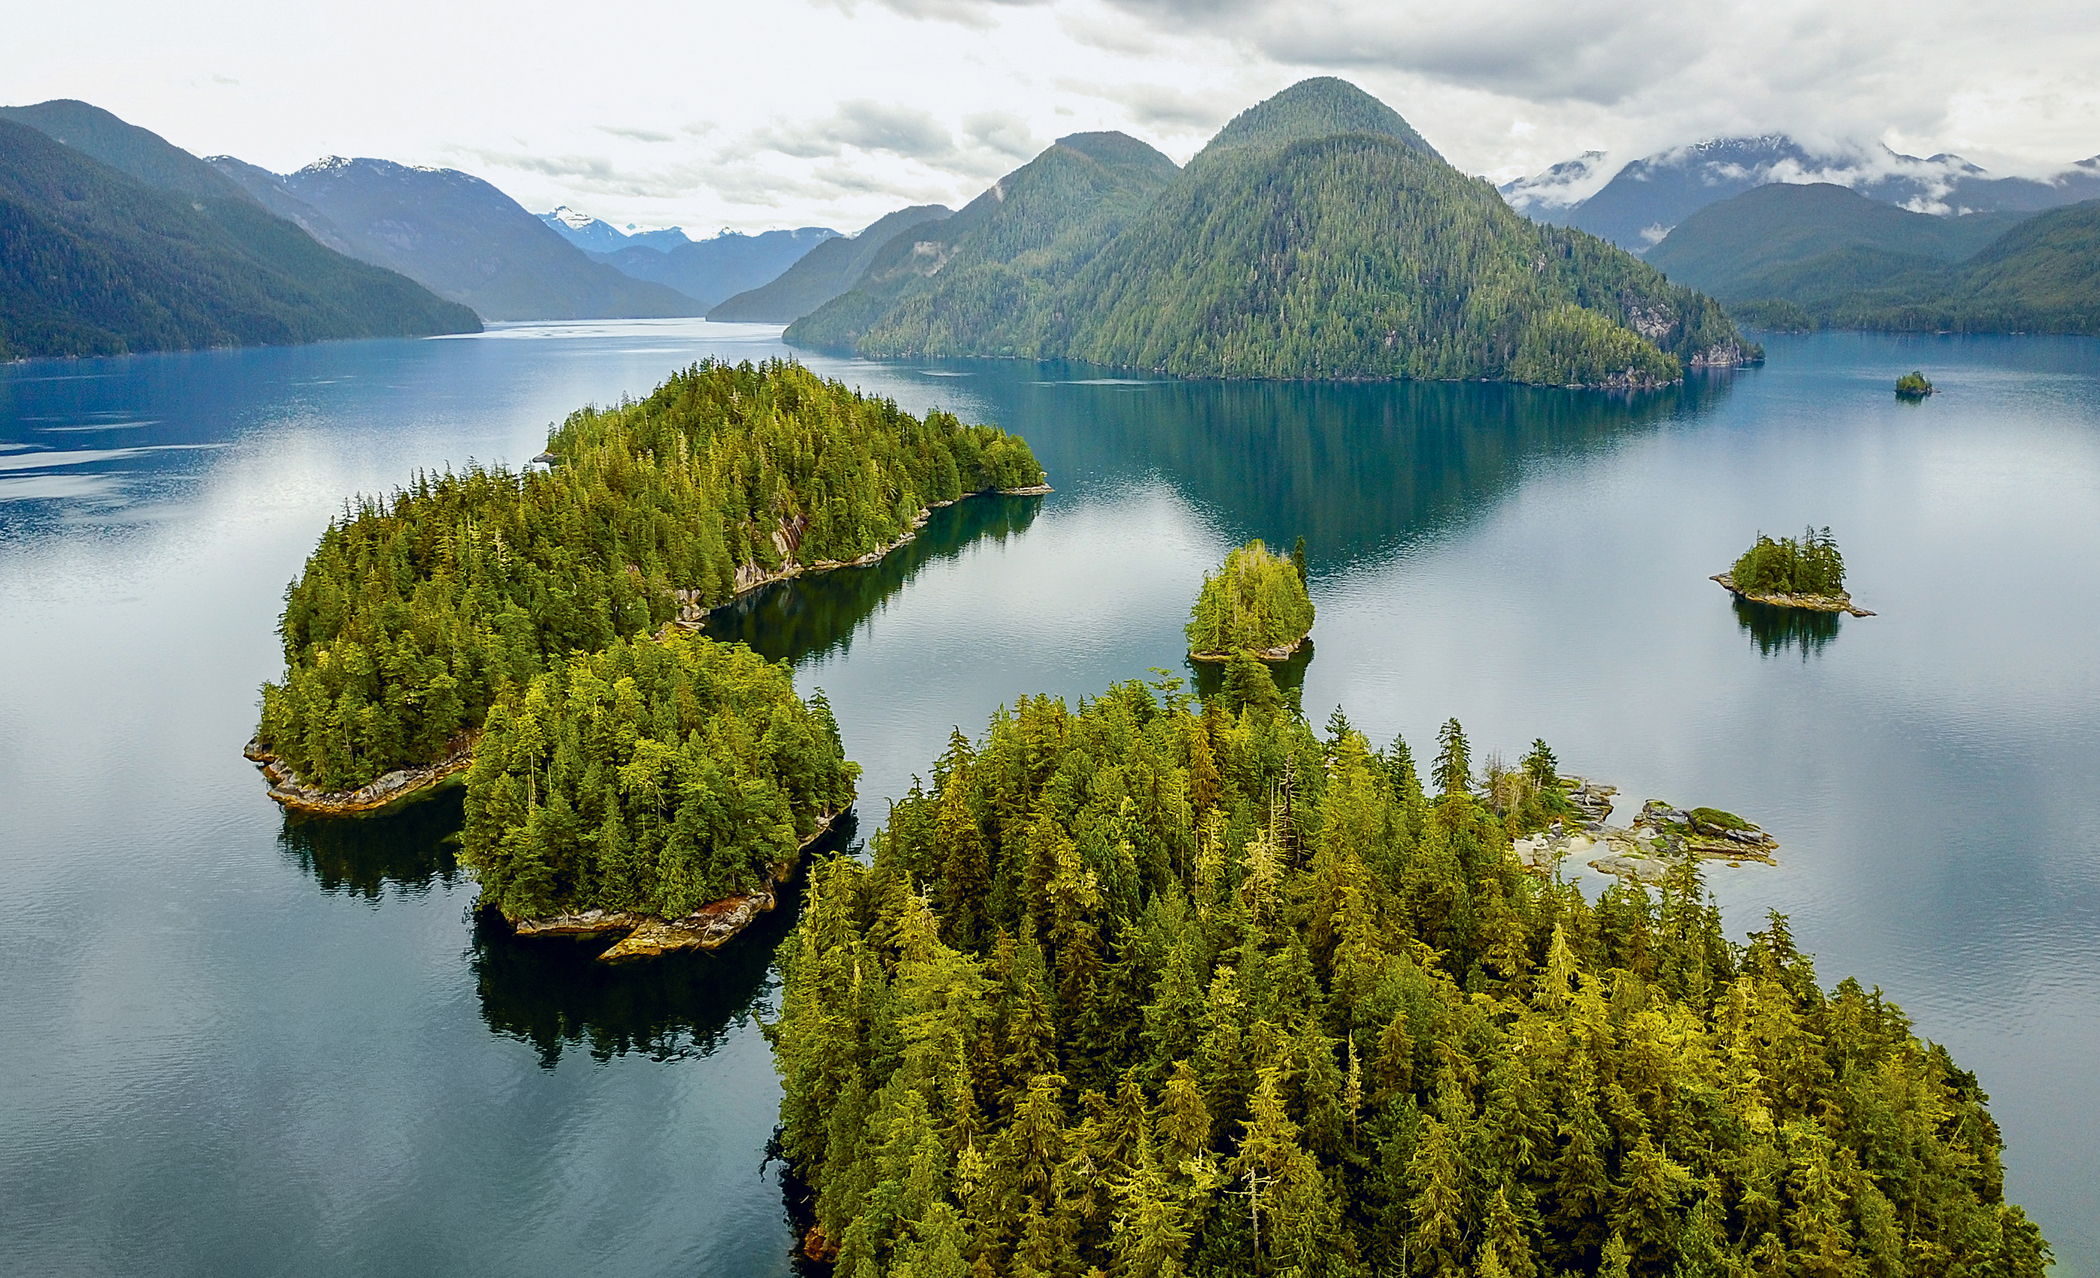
(1515, 780, 1780, 883)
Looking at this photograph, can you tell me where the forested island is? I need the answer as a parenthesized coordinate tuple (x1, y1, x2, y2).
(1186, 539, 1315, 661)
(1713, 527, 1872, 616)
(249, 358, 1043, 811)
(771, 662, 2049, 1277)
(1897, 371, 1936, 398)
(461, 631, 859, 961)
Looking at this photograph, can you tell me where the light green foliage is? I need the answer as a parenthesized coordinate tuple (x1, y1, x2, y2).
(1895, 370, 1935, 397)
(1185, 540, 1315, 655)
(1730, 526, 1846, 596)
(256, 358, 1040, 790)
(772, 666, 2047, 1277)
(460, 630, 857, 920)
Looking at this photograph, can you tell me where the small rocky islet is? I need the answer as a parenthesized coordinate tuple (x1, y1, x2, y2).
(1515, 778, 1778, 884)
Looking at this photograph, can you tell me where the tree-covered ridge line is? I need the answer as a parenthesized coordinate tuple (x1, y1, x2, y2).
(253, 358, 1043, 796)
(771, 666, 2046, 1278)
(460, 628, 857, 950)
(786, 79, 1758, 388)
(1186, 539, 1315, 660)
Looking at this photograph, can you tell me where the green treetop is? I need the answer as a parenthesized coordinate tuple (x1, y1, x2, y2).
(255, 358, 1040, 792)
(1896, 370, 1935, 398)
(1186, 539, 1315, 659)
(461, 628, 857, 921)
(770, 662, 2048, 1278)
(1730, 525, 1847, 597)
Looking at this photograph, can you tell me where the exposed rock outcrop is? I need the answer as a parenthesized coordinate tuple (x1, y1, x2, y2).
(245, 734, 476, 817)
(1712, 573, 1875, 617)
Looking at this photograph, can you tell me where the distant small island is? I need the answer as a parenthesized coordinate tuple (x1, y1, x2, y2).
(1896, 370, 1936, 398)
(1713, 525, 1874, 616)
(1185, 537, 1314, 661)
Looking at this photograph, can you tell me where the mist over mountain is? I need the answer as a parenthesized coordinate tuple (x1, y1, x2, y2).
(788, 78, 1750, 387)
(0, 105, 476, 358)
(1506, 136, 2100, 253)
(708, 204, 952, 323)
(212, 157, 700, 321)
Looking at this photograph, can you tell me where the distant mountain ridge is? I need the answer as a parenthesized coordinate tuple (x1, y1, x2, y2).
(788, 78, 1752, 387)
(1646, 182, 2100, 334)
(587, 226, 837, 311)
(540, 206, 691, 254)
(0, 107, 477, 359)
(212, 157, 700, 321)
(1506, 135, 2100, 252)
(708, 204, 952, 322)
(788, 129, 1180, 356)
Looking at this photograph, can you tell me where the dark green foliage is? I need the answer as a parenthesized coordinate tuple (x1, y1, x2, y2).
(772, 668, 2048, 1277)
(1731, 526, 1846, 597)
(461, 631, 857, 920)
(788, 79, 1755, 387)
(1896, 371, 1935, 398)
(1685, 807, 1750, 832)
(1186, 540, 1315, 655)
(0, 118, 477, 359)
(256, 358, 1041, 791)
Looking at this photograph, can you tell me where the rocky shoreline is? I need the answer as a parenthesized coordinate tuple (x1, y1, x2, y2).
(1712, 573, 1875, 617)
(1188, 633, 1310, 663)
(251, 483, 1052, 814)
(1514, 780, 1778, 885)
(506, 810, 846, 962)
(244, 734, 477, 818)
(664, 483, 1053, 629)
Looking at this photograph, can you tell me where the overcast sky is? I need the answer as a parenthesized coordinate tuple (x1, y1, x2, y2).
(10, 0, 2099, 235)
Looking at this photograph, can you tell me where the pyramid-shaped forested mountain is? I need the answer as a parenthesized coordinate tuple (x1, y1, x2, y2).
(789, 79, 1752, 385)
(786, 131, 1179, 356)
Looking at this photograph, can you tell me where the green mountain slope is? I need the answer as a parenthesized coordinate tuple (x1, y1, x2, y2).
(785, 80, 1751, 385)
(0, 99, 252, 202)
(0, 119, 479, 359)
(1651, 182, 2100, 333)
(709, 204, 952, 322)
(1648, 183, 2029, 302)
(786, 132, 1179, 355)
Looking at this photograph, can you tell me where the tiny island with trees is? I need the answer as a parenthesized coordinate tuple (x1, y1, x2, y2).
(1712, 525, 1874, 616)
(1896, 370, 1936, 399)
(1186, 538, 1315, 662)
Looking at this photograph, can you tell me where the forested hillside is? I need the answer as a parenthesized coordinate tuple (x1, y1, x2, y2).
(785, 79, 1753, 386)
(0, 117, 478, 358)
(255, 359, 1040, 792)
(772, 668, 2050, 1278)
(709, 204, 953, 322)
(787, 132, 1178, 356)
(1650, 184, 2100, 333)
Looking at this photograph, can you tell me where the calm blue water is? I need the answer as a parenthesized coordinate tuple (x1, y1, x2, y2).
(2, 322, 2095, 1276)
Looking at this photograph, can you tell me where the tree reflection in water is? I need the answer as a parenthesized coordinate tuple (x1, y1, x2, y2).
(1734, 595, 1842, 659)
(278, 789, 465, 899)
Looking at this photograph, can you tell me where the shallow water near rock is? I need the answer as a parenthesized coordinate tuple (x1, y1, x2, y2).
(2, 321, 2096, 1276)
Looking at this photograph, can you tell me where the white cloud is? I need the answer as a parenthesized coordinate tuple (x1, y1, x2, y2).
(3, 0, 2094, 234)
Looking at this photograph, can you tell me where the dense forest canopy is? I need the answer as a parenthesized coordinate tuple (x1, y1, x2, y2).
(1731, 528, 1847, 597)
(1186, 539, 1315, 657)
(787, 79, 1755, 388)
(255, 358, 1041, 792)
(771, 666, 2048, 1278)
(460, 630, 857, 921)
